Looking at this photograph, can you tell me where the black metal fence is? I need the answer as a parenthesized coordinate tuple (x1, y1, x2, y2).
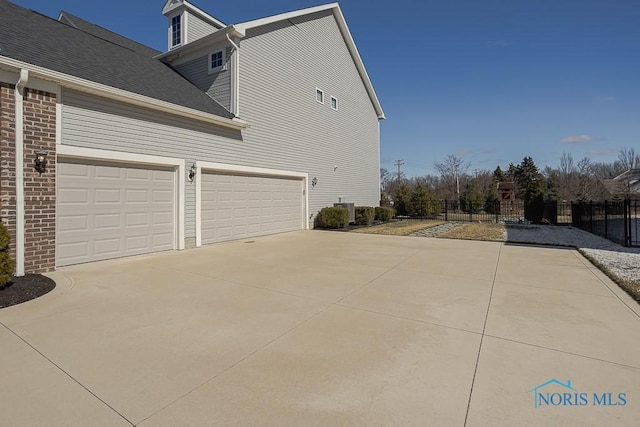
(571, 199, 639, 247)
(396, 199, 570, 225)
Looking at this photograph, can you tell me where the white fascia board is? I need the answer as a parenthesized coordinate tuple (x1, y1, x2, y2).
(331, 5, 385, 120)
(0, 57, 248, 130)
(233, 3, 339, 32)
(57, 145, 186, 250)
(234, 3, 385, 120)
(155, 26, 245, 62)
(184, 2, 226, 28)
(162, 0, 183, 15)
(0, 69, 58, 93)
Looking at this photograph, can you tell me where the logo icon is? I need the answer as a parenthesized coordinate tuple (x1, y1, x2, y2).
(529, 379, 627, 408)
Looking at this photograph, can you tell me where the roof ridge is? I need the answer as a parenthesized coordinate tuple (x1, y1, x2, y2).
(57, 10, 160, 56)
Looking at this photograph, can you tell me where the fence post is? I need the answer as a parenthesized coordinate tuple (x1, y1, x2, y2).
(604, 200, 608, 239)
(495, 200, 499, 223)
(589, 200, 593, 232)
(445, 200, 448, 222)
(623, 199, 631, 247)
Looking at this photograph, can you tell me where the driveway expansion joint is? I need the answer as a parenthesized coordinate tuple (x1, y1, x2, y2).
(0, 320, 135, 426)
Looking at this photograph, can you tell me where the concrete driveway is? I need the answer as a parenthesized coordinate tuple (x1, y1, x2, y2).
(1, 231, 639, 426)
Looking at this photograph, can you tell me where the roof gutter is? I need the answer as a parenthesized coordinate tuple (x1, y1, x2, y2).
(14, 69, 28, 276)
(0, 57, 248, 131)
(226, 32, 241, 117)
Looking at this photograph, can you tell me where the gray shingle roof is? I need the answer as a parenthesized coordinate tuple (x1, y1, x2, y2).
(0, 0, 233, 119)
(58, 11, 162, 58)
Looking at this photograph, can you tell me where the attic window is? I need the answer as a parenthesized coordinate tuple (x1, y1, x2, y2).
(208, 50, 226, 73)
(316, 88, 324, 104)
(171, 14, 182, 48)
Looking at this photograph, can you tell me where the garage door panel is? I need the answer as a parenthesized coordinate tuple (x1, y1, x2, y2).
(95, 238, 121, 256)
(57, 160, 175, 267)
(94, 213, 120, 230)
(201, 172, 303, 245)
(126, 189, 149, 203)
(95, 188, 121, 203)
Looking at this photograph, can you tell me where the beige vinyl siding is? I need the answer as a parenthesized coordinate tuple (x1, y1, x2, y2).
(186, 12, 218, 43)
(61, 9, 381, 238)
(239, 10, 380, 217)
(173, 47, 232, 110)
(61, 89, 242, 239)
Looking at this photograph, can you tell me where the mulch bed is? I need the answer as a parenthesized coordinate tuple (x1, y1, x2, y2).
(0, 274, 56, 309)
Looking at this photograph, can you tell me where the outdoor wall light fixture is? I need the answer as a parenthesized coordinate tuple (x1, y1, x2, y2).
(187, 163, 197, 182)
(34, 151, 47, 174)
(311, 176, 318, 188)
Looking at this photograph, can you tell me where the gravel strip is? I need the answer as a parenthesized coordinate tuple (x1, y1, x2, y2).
(410, 222, 464, 237)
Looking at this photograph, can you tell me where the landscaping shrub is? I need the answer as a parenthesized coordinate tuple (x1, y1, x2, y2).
(375, 206, 394, 221)
(316, 207, 349, 229)
(0, 222, 15, 287)
(355, 206, 375, 226)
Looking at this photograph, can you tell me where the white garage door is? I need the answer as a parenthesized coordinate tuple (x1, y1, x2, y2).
(57, 159, 175, 267)
(201, 172, 303, 244)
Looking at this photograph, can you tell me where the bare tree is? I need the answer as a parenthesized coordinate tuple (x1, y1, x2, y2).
(616, 148, 640, 197)
(434, 154, 470, 203)
(618, 147, 639, 171)
(557, 151, 576, 201)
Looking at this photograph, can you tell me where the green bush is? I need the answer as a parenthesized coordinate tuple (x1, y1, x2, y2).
(375, 206, 394, 221)
(0, 222, 15, 287)
(316, 207, 349, 229)
(355, 206, 375, 226)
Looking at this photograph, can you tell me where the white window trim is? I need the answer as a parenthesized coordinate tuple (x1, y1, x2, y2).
(316, 88, 324, 104)
(208, 49, 227, 74)
(169, 12, 183, 49)
(330, 96, 338, 110)
(195, 161, 309, 247)
(56, 145, 186, 252)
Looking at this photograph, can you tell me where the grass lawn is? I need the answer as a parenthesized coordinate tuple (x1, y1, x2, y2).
(439, 223, 506, 242)
(351, 220, 445, 236)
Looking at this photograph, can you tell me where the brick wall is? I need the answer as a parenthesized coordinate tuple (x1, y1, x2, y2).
(23, 89, 56, 273)
(0, 84, 56, 274)
(0, 83, 17, 263)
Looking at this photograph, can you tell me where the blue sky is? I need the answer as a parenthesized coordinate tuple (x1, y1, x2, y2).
(11, 0, 640, 177)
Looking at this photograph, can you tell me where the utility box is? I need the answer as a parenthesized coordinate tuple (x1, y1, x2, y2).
(334, 203, 355, 224)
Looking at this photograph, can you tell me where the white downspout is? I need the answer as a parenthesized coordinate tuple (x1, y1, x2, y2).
(15, 69, 28, 276)
(226, 33, 240, 117)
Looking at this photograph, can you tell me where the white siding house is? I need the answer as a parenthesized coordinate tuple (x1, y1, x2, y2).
(0, 0, 384, 272)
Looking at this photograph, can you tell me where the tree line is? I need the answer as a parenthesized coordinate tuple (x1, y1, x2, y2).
(381, 148, 639, 215)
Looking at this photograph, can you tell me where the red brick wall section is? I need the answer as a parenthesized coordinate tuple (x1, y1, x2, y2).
(23, 89, 56, 273)
(0, 83, 17, 266)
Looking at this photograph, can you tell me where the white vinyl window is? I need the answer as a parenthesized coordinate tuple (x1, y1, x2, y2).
(171, 14, 182, 48)
(331, 96, 338, 110)
(208, 50, 226, 73)
(316, 88, 324, 104)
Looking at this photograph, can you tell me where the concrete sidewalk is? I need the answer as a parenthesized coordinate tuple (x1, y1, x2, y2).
(1, 231, 638, 426)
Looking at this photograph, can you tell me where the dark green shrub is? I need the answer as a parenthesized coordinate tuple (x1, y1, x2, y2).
(316, 207, 349, 229)
(375, 206, 394, 221)
(0, 222, 15, 287)
(355, 206, 375, 226)
(524, 194, 545, 223)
